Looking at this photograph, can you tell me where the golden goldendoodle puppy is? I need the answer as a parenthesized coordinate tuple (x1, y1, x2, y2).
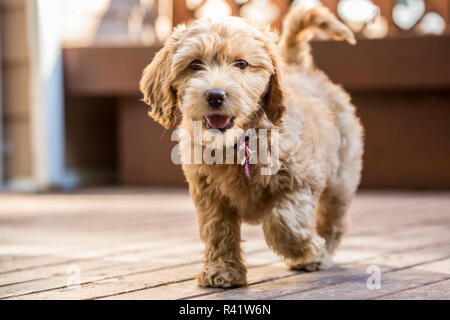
(140, 5, 364, 288)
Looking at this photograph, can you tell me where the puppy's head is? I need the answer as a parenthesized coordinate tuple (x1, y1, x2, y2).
(140, 17, 286, 140)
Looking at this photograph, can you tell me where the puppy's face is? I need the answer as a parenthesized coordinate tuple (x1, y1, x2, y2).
(140, 17, 286, 144)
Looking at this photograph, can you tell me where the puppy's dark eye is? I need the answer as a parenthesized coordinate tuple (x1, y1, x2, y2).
(189, 59, 203, 70)
(234, 59, 248, 70)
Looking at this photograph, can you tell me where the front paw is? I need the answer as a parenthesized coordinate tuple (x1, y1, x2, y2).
(198, 263, 247, 288)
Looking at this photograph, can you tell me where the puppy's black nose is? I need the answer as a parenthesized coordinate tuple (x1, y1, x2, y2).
(205, 89, 226, 108)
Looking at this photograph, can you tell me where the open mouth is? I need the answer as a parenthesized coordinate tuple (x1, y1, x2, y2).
(204, 115, 234, 131)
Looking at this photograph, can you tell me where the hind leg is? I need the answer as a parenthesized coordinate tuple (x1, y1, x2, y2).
(317, 187, 354, 254)
(262, 188, 332, 272)
(317, 96, 364, 253)
(318, 118, 363, 254)
(317, 149, 362, 254)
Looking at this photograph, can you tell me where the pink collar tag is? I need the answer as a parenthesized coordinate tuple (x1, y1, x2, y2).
(238, 134, 252, 181)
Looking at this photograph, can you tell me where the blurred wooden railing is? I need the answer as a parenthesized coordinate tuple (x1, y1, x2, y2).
(60, 0, 450, 47)
(173, 0, 450, 38)
(61, 0, 450, 188)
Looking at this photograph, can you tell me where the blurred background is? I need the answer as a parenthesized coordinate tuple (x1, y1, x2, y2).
(1, 0, 449, 192)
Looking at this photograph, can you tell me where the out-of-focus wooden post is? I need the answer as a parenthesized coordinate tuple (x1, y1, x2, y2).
(172, 0, 191, 27)
(371, 0, 396, 36)
(321, 0, 339, 14)
(426, 0, 448, 32)
(0, 4, 3, 186)
(26, 0, 73, 190)
(272, 0, 291, 32)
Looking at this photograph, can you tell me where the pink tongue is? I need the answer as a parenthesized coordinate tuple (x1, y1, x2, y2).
(206, 115, 231, 129)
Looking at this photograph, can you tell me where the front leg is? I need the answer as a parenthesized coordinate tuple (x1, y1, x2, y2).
(194, 194, 246, 288)
(263, 188, 332, 271)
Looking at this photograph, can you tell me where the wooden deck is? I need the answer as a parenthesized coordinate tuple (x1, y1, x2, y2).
(0, 189, 449, 300)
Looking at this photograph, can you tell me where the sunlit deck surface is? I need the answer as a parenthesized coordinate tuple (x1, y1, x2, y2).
(0, 189, 449, 300)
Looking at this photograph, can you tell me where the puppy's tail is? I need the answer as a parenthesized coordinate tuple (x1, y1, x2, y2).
(279, 5, 355, 68)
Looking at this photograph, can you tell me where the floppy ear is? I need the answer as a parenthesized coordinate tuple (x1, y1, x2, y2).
(140, 31, 181, 129)
(262, 40, 287, 127)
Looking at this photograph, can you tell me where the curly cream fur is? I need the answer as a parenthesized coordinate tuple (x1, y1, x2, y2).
(140, 5, 364, 288)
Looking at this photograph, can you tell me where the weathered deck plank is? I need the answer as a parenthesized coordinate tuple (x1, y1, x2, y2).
(376, 279, 450, 300)
(188, 242, 450, 300)
(0, 189, 449, 300)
